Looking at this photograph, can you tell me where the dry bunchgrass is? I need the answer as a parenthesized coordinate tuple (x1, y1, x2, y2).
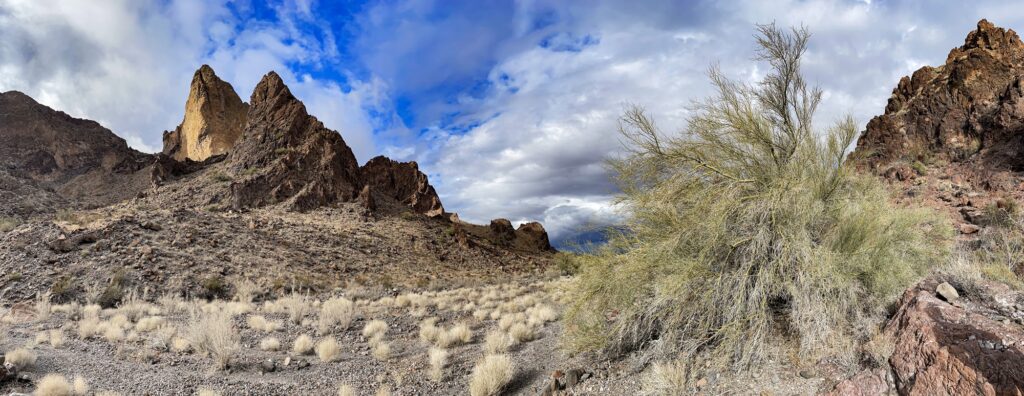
(435, 323, 472, 348)
(185, 311, 240, 370)
(293, 334, 314, 355)
(372, 341, 391, 361)
(484, 330, 512, 354)
(419, 318, 441, 344)
(246, 315, 280, 332)
(337, 384, 356, 396)
(318, 297, 355, 333)
(4, 347, 36, 370)
(428, 347, 448, 382)
(316, 337, 342, 362)
(643, 359, 689, 395)
(233, 279, 258, 304)
(260, 337, 281, 351)
(468, 354, 515, 396)
(171, 337, 191, 353)
(508, 323, 535, 343)
(197, 389, 221, 396)
(33, 374, 84, 396)
(362, 319, 388, 341)
(135, 316, 166, 332)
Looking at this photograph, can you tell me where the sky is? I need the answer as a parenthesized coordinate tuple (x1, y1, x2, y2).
(3, 0, 1024, 247)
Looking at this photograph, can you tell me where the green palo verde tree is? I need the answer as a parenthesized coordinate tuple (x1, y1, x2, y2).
(564, 24, 951, 374)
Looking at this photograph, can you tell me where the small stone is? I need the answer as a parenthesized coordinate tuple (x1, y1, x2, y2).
(261, 359, 276, 373)
(283, 356, 291, 366)
(959, 223, 980, 234)
(936, 282, 960, 302)
(799, 369, 816, 379)
(695, 377, 708, 388)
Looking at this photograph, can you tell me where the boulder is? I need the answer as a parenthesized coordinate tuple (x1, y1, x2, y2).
(516, 222, 554, 252)
(936, 282, 960, 302)
(162, 65, 248, 162)
(489, 219, 515, 247)
(884, 279, 1024, 395)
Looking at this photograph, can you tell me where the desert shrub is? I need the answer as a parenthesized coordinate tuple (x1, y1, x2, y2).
(362, 319, 388, 341)
(468, 354, 514, 396)
(435, 324, 472, 348)
(49, 276, 77, 304)
(643, 360, 689, 396)
(372, 341, 391, 361)
(419, 318, 441, 344)
(947, 219, 1024, 289)
(246, 315, 280, 332)
(199, 276, 228, 300)
(233, 279, 259, 303)
(96, 272, 128, 308)
(554, 252, 581, 276)
(564, 24, 950, 373)
(185, 311, 240, 370)
(484, 330, 512, 354)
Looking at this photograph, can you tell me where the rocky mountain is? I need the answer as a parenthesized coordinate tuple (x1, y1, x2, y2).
(162, 65, 248, 162)
(853, 19, 1024, 232)
(0, 65, 554, 302)
(0, 91, 152, 217)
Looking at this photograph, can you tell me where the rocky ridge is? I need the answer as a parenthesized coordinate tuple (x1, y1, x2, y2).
(162, 65, 248, 162)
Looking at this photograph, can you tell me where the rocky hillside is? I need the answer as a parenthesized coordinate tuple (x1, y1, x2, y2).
(853, 19, 1024, 234)
(0, 65, 555, 302)
(0, 92, 152, 218)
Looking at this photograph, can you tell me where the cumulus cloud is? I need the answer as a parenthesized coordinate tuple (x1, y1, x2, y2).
(6, 0, 1024, 246)
(0, 0, 386, 162)
(370, 1, 1024, 244)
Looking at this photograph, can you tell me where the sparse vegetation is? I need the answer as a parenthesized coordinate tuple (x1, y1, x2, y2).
(318, 297, 355, 333)
(565, 24, 951, 375)
(468, 354, 514, 396)
(260, 337, 281, 351)
(0, 216, 20, 232)
(337, 384, 356, 396)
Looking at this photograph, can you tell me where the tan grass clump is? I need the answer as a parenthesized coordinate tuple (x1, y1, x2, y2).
(435, 323, 472, 348)
(484, 330, 513, 354)
(246, 315, 280, 332)
(260, 337, 281, 351)
(71, 376, 89, 395)
(508, 323, 535, 343)
(372, 341, 391, 361)
(428, 347, 448, 381)
(185, 311, 240, 370)
(171, 337, 191, 353)
(419, 318, 441, 344)
(293, 334, 314, 355)
(48, 330, 64, 348)
(565, 24, 951, 373)
(33, 374, 74, 396)
(643, 360, 688, 396)
(362, 319, 388, 341)
(468, 354, 514, 396)
(337, 384, 356, 396)
(4, 347, 36, 370)
(135, 316, 166, 333)
(316, 337, 342, 362)
(318, 297, 355, 333)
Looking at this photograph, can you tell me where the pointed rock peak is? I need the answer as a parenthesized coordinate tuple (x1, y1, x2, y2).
(251, 71, 295, 106)
(162, 64, 248, 161)
(960, 19, 1023, 54)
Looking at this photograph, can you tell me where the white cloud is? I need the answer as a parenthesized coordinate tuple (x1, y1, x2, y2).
(0, 0, 386, 162)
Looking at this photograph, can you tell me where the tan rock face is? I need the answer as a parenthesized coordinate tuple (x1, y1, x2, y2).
(360, 156, 444, 216)
(516, 222, 554, 252)
(163, 65, 248, 162)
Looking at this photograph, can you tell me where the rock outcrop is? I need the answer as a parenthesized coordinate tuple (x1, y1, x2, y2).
(855, 19, 1024, 169)
(360, 156, 444, 216)
(516, 222, 554, 252)
(0, 90, 152, 216)
(162, 65, 248, 162)
(227, 71, 363, 211)
(833, 278, 1024, 395)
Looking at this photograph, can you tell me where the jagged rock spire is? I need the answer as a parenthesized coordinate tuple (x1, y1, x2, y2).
(162, 65, 248, 161)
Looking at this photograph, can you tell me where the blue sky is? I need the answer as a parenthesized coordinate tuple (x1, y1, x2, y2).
(4, 0, 1024, 245)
